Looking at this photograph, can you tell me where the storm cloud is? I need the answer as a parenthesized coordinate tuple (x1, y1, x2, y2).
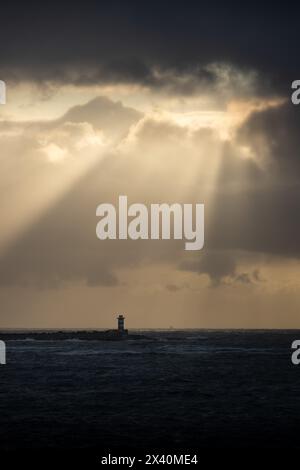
(0, 1, 298, 98)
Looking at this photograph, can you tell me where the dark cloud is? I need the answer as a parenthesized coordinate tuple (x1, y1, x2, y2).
(207, 184, 300, 258)
(165, 284, 180, 293)
(0, 1, 298, 96)
(180, 252, 263, 286)
(234, 272, 252, 284)
(238, 102, 300, 179)
(180, 251, 236, 286)
(199, 101, 300, 259)
(59, 96, 141, 140)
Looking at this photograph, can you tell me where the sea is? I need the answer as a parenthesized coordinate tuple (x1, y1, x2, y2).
(0, 329, 300, 451)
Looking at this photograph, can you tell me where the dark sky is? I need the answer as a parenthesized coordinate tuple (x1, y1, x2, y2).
(0, 1, 298, 95)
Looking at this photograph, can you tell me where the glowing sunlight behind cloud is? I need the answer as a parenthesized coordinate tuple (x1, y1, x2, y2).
(0, 64, 298, 328)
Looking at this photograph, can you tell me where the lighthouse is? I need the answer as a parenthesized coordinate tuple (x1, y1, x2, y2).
(103, 314, 128, 338)
(117, 314, 126, 333)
